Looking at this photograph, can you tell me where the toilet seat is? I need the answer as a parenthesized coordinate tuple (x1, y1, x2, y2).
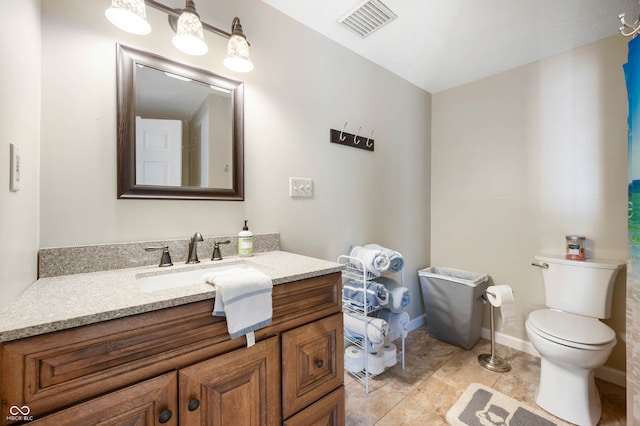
(527, 309, 615, 349)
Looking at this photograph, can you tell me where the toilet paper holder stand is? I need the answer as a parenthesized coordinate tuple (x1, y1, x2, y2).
(478, 290, 512, 373)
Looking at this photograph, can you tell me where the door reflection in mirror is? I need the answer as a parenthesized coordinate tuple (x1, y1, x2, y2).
(135, 65, 232, 189)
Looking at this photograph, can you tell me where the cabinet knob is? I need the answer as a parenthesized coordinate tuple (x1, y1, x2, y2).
(315, 359, 324, 368)
(158, 409, 173, 423)
(188, 398, 200, 411)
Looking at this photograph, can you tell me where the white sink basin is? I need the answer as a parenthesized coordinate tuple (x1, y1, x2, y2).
(137, 262, 252, 293)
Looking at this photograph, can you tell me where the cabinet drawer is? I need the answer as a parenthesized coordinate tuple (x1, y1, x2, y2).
(283, 386, 345, 426)
(29, 372, 177, 426)
(281, 313, 344, 419)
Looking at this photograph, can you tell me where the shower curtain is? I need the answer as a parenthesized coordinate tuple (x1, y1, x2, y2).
(625, 35, 640, 424)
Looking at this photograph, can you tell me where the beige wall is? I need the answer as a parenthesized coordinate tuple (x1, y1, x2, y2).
(0, 0, 41, 303)
(35, 0, 431, 320)
(431, 35, 629, 371)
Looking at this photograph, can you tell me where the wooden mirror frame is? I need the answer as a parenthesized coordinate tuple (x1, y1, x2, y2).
(116, 44, 244, 200)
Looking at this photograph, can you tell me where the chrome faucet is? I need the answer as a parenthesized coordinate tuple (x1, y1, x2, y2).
(211, 240, 231, 261)
(186, 232, 204, 264)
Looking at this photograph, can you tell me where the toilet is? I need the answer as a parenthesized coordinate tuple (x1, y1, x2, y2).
(526, 254, 623, 426)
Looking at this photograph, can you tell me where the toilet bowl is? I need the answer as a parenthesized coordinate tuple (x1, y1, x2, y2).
(528, 255, 622, 426)
(525, 310, 616, 426)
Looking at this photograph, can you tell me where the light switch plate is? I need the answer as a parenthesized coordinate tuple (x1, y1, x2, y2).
(289, 177, 313, 197)
(9, 143, 20, 192)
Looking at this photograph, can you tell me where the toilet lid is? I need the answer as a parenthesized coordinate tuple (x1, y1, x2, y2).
(528, 309, 615, 345)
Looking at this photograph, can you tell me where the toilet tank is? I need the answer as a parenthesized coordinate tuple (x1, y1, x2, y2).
(534, 255, 623, 319)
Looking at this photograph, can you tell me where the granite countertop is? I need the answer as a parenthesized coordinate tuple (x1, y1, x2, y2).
(0, 250, 343, 342)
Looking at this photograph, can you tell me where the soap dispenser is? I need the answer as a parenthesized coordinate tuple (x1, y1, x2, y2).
(238, 220, 253, 257)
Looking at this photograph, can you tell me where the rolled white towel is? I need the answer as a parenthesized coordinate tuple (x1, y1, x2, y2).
(345, 327, 384, 353)
(373, 276, 411, 313)
(376, 308, 409, 339)
(343, 312, 388, 344)
(342, 280, 389, 310)
(364, 244, 404, 273)
(349, 245, 390, 277)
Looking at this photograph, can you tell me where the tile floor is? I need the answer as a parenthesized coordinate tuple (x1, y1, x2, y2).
(344, 326, 627, 425)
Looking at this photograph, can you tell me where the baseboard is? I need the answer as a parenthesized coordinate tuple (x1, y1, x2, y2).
(385, 314, 426, 342)
(407, 313, 426, 332)
(594, 365, 627, 388)
(479, 327, 539, 357)
(478, 326, 626, 388)
(404, 315, 625, 388)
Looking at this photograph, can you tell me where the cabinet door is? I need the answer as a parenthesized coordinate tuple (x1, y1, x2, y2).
(283, 386, 345, 426)
(29, 372, 177, 425)
(179, 336, 281, 426)
(281, 313, 344, 419)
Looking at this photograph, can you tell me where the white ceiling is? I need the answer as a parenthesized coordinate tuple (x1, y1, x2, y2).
(261, 0, 640, 93)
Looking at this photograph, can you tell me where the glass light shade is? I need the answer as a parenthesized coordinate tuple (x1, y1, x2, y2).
(105, 0, 151, 35)
(172, 11, 208, 56)
(224, 35, 254, 72)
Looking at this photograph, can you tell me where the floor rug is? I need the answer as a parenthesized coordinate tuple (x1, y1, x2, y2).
(446, 383, 571, 426)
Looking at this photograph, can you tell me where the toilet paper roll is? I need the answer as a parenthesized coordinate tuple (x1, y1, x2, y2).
(382, 343, 397, 367)
(366, 351, 385, 375)
(486, 285, 516, 332)
(344, 345, 365, 373)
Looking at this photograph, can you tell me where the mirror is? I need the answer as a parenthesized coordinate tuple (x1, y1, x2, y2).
(116, 44, 244, 200)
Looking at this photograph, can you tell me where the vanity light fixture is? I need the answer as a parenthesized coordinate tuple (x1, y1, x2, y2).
(105, 0, 254, 72)
(224, 18, 254, 72)
(105, 0, 151, 35)
(171, 1, 207, 56)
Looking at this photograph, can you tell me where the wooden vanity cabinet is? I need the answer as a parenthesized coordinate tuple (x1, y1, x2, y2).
(0, 272, 344, 426)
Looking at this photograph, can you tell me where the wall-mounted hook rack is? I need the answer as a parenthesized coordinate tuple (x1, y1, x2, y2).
(329, 123, 374, 151)
(620, 5, 640, 38)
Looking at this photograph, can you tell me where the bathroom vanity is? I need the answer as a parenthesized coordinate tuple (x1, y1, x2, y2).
(0, 251, 345, 425)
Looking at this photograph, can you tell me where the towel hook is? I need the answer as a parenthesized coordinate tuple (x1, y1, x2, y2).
(353, 126, 362, 144)
(620, 10, 640, 37)
(365, 130, 374, 148)
(339, 122, 348, 141)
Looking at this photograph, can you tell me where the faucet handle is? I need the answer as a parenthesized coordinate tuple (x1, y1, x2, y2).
(211, 240, 231, 261)
(145, 245, 173, 267)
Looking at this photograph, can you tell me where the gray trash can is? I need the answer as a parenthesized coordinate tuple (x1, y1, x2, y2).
(418, 266, 489, 350)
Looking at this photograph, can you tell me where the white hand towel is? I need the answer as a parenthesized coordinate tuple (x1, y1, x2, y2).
(203, 268, 273, 340)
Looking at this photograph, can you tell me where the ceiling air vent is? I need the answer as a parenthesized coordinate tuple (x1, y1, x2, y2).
(338, 0, 398, 38)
